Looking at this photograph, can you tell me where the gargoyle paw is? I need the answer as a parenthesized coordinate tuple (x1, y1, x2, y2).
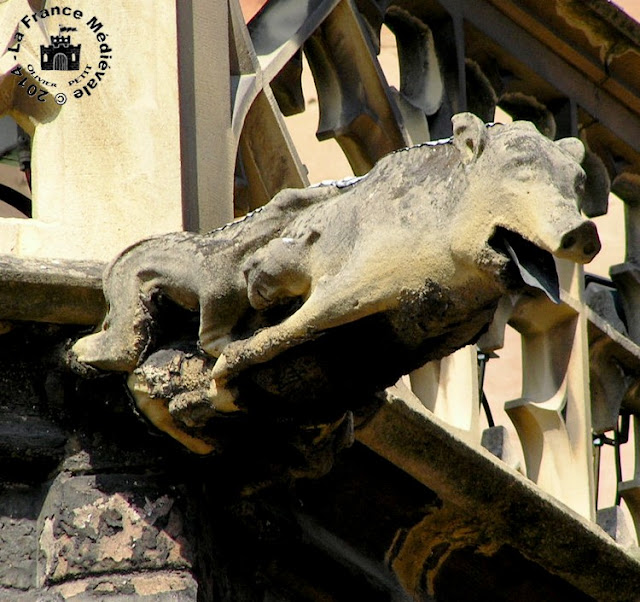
(71, 334, 100, 364)
(71, 332, 137, 372)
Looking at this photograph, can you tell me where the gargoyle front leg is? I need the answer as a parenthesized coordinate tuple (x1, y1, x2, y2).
(211, 276, 394, 381)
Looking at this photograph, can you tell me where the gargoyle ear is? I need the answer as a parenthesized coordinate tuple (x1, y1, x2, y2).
(556, 138, 610, 217)
(452, 112, 487, 165)
(555, 137, 585, 164)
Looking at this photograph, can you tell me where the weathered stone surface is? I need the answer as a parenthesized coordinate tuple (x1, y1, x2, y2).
(0, 484, 45, 591)
(357, 389, 640, 602)
(0, 516, 36, 590)
(0, 590, 63, 601)
(38, 474, 193, 585)
(1, 573, 198, 602)
(49, 572, 198, 600)
(0, 324, 228, 600)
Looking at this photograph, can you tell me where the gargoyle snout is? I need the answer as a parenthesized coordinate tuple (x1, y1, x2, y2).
(556, 221, 601, 263)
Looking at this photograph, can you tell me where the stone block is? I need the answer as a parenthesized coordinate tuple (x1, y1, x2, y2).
(0, 484, 46, 591)
(38, 474, 193, 586)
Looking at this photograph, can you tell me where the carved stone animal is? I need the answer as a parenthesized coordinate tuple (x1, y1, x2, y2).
(73, 113, 601, 411)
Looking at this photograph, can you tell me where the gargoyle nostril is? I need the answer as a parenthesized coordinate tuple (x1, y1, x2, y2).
(583, 242, 597, 256)
(562, 235, 576, 250)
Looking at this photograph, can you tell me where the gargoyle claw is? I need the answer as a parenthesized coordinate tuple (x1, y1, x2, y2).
(207, 378, 241, 414)
(211, 353, 231, 382)
(211, 338, 252, 381)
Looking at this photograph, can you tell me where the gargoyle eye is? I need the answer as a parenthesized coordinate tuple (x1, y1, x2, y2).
(507, 157, 529, 170)
(513, 168, 534, 182)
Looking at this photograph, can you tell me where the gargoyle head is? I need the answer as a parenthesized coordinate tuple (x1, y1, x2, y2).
(451, 113, 602, 301)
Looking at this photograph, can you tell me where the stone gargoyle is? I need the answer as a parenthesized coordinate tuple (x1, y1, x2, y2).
(72, 113, 603, 454)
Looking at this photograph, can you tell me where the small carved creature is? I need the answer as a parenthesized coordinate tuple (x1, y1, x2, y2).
(73, 113, 602, 417)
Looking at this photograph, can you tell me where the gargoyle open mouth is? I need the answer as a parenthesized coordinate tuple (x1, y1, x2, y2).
(489, 227, 561, 304)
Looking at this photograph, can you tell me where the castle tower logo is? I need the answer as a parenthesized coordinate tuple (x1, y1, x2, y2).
(8, 9, 113, 105)
(40, 27, 81, 71)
